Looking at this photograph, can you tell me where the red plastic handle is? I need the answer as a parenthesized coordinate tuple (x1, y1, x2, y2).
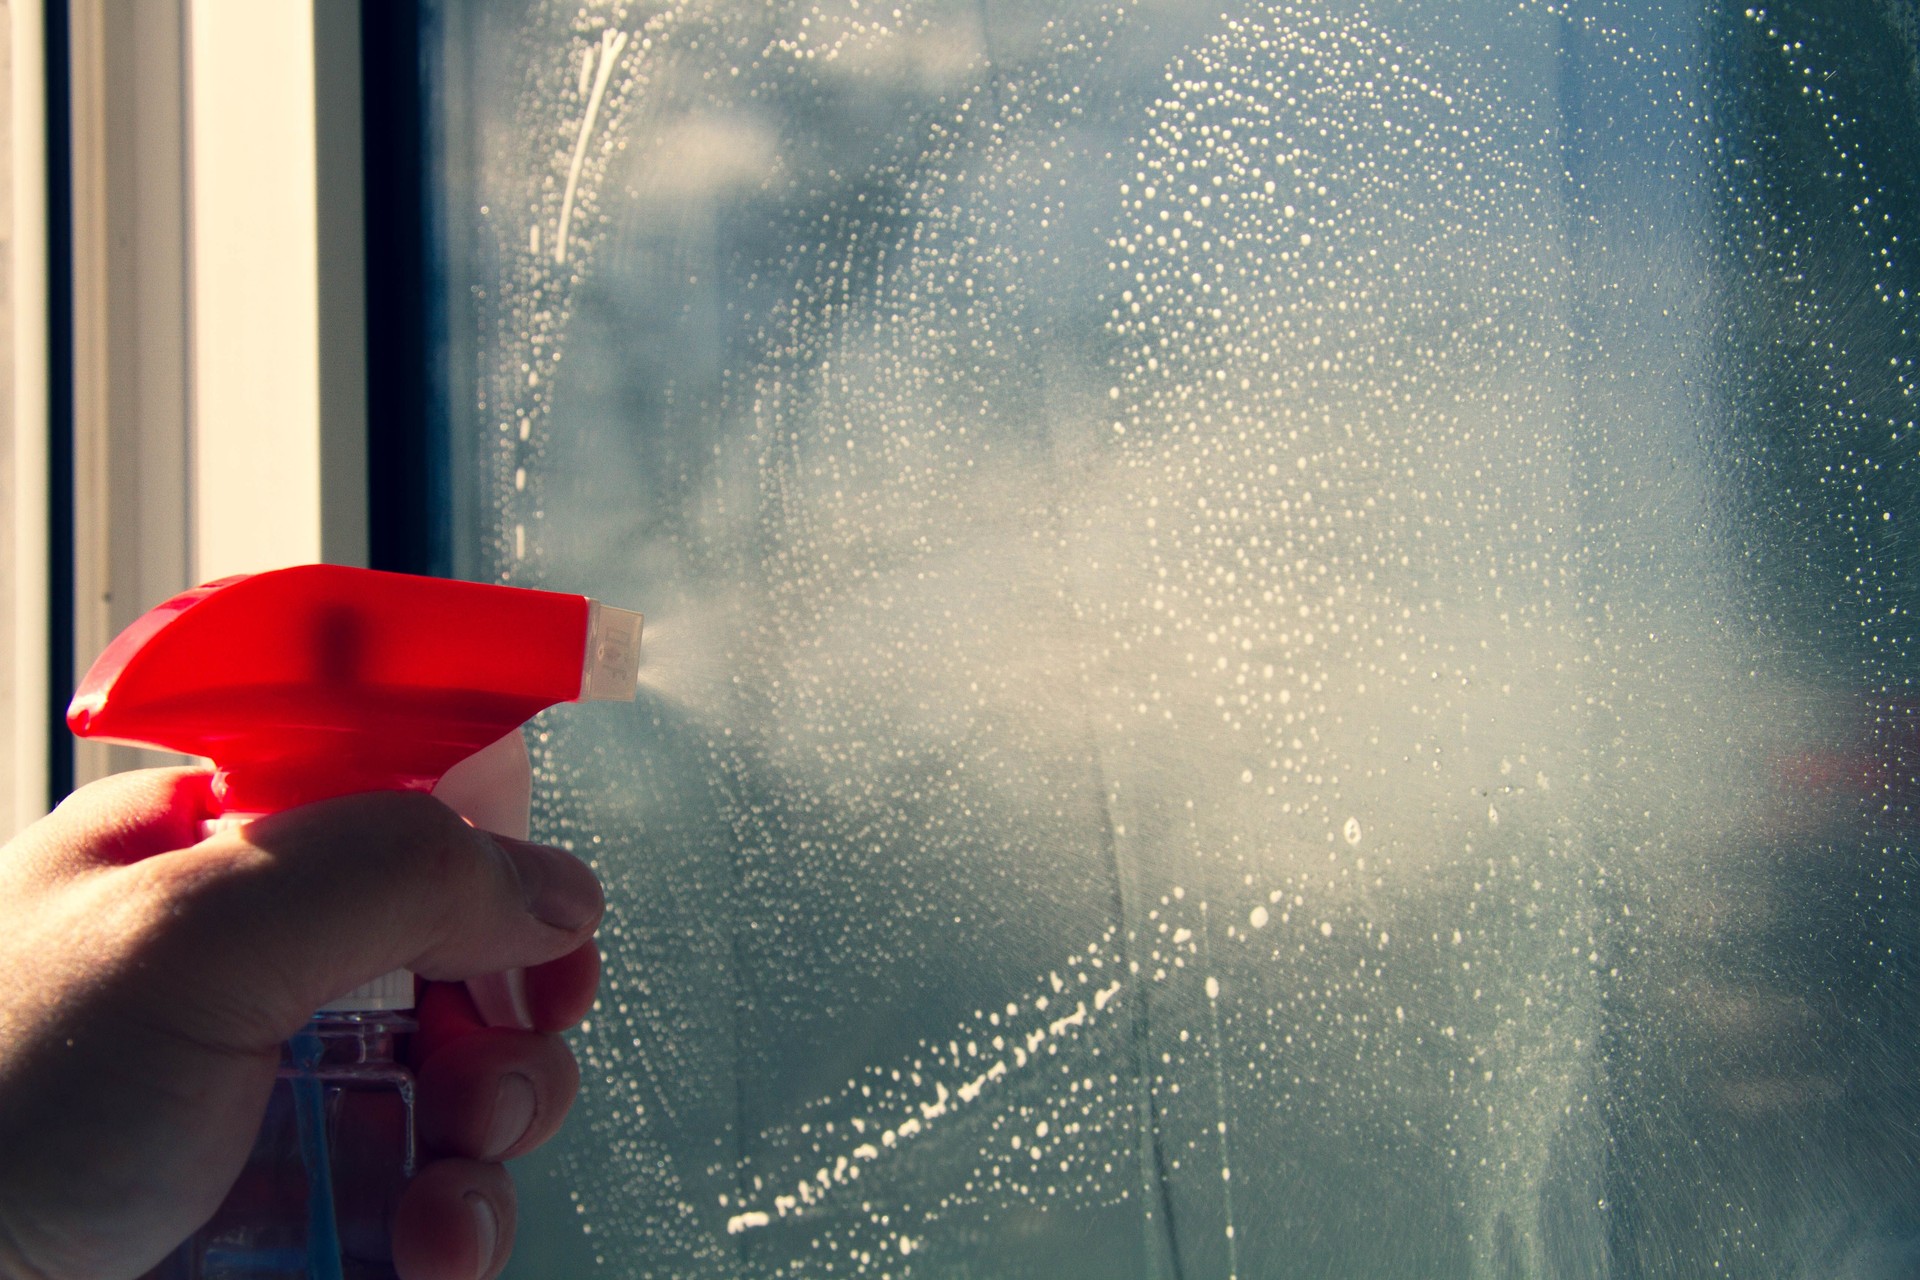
(69, 565, 592, 813)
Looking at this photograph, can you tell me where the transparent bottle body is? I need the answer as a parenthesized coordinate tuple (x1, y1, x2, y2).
(144, 1014, 416, 1280)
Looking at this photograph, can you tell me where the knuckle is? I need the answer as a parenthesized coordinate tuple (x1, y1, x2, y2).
(351, 791, 476, 888)
(367, 791, 522, 918)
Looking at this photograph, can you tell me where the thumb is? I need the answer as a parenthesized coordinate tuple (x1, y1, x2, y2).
(125, 790, 602, 1043)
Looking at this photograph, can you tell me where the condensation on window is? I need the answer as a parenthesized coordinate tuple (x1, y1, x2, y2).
(451, 1, 1920, 1275)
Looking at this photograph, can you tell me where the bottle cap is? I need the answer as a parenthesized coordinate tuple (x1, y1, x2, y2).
(317, 969, 416, 1013)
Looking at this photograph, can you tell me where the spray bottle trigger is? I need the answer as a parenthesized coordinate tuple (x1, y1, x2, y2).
(431, 729, 540, 1030)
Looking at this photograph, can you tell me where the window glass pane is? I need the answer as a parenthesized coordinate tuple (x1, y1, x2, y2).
(436, 1, 1920, 1274)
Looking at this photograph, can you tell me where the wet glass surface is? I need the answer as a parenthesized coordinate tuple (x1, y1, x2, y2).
(434, 1, 1920, 1274)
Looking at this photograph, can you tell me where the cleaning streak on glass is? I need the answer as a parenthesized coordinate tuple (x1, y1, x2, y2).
(439, 0, 1920, 1275)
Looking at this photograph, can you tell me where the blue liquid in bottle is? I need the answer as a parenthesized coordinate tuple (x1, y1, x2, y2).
(145, 1012, 415, 1280)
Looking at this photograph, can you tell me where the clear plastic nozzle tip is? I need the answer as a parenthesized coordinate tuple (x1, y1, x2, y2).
(581, 601, 644, 701)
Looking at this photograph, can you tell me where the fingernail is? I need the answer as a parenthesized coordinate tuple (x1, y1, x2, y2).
(497, 837, 602, 930)
(485, 1072, 537, 1159)
(465, 1191, 499, 1276)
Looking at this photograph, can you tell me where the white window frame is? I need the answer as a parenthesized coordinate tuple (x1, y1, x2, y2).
(11, 0, 52, 832)
(28, 0, 367, 807)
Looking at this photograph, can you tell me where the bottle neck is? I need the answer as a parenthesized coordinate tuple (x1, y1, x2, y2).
(287, 1012, 416, 1068)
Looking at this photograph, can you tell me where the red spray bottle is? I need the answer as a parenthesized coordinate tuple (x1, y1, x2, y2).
(68, 564, 642, 1280)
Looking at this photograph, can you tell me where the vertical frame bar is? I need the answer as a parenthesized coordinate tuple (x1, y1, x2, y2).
(66, 0, 194, 785)
(312, 0, 368, 572)
(361, 0, 450, 578)
(185, 0, 365, 584)
(8, 0, 50, 826)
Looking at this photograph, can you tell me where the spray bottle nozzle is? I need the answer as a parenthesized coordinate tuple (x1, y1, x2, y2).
(582, 602, 645, 701)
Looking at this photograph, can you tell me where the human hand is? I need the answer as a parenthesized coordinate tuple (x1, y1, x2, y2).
(0, 769, 603, 1280)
